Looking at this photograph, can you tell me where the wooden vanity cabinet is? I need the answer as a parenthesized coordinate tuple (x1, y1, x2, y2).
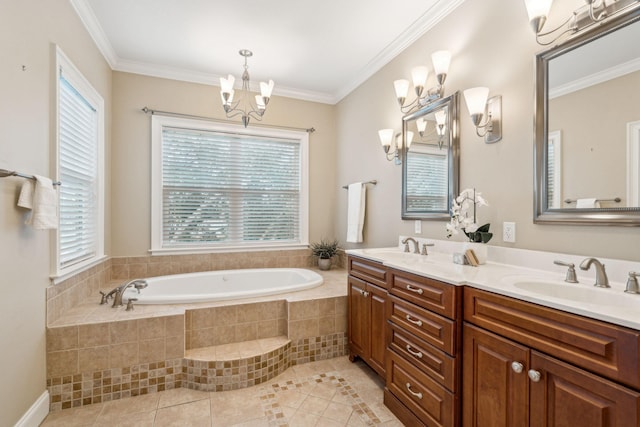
(347, 256, 389, 377)
(384, 268, 463, 427)
(463, 287, 640, 427)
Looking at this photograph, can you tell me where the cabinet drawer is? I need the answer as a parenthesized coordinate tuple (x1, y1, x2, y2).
(388, 295, 457, 355)
(389, 269, 459, 319)
(464, 287, 640, 389)
(386, 350, 457, 427)
(348, 256, 388, 289)
(389, 323, 458, 392)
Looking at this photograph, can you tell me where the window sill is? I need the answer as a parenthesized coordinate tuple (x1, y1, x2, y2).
(50, 255, 109, 285)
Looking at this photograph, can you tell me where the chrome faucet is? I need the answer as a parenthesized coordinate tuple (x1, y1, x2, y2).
(579, 258, 610, 288)
(402, 237, 420, 254)
(111, 279, 148, 308)
(553, 260, 578, 283)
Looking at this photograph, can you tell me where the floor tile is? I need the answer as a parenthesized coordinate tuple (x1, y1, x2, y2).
(41, 356, 402, 426)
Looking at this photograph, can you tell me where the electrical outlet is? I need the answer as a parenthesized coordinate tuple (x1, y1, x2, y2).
(503, 222, 516, 243)
(415, 220, 422, 234)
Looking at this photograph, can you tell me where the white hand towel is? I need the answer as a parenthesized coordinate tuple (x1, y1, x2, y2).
(576, 198, 601, 208)
(18, 176, 59, 230)
(346, 182, 366, 243)
(17, 180, 35, 209)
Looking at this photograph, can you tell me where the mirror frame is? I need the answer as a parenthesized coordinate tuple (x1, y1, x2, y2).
(534, 7, 640, 226)
(402, 91, 460, 220)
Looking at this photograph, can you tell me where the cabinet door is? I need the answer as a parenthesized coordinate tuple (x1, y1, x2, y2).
(529, 351, 640, 427)
(463, 324, 529, 427)
(348, 276, 370, 361)
(368, 282, 387, 376)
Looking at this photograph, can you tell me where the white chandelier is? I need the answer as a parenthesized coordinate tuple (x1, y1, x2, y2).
(219, 49, 274, 128)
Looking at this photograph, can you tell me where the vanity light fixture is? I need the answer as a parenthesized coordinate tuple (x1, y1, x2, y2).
(523, 0, 640, 46)
(379, 129, 414, 165)
(220, 49, 274, 128)
(393, 50, 451, 114)
(463, 87, 502, 144)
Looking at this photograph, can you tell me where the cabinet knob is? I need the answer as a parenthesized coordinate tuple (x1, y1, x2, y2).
(528, 369, 542, 382)
(362, 290, 369, 297)
(405, 314, 423, 327)
(405, 345, 423, 359)
(405, 383, 423, 400)
(406, 284, 424, 295)
(511, 361, 524, 373)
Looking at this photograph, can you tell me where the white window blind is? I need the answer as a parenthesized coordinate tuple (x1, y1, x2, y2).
(159, 125, 304, 249)
(406, 151, 448, 211)
(58, 74, 99, 268)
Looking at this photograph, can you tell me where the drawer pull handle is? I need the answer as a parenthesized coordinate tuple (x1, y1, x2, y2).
(406, 345, 423, 359)
(405, 315, 423, 327)
(528, 369, 542, 382)
(405, 383, 423, 399)
(511, 362, 524, 374)
(406, 284, 424, 295)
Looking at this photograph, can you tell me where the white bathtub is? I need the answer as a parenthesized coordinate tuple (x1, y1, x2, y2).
(122, 268, 323, 304)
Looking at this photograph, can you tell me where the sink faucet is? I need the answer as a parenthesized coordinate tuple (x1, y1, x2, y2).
(111, 279, 148, 308)
(402, 237, 420, 254)
(579, 258, 610, 288)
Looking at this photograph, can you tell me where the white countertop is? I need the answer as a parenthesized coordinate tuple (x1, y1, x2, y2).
(347, 238, 640, 330)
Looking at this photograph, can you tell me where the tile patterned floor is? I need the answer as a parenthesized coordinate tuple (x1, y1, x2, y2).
(41, 356, 403, 426)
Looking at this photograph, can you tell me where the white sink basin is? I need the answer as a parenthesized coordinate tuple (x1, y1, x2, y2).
(503, 276, 638, 309)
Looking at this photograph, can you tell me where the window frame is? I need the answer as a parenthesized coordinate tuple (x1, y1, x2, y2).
(52, 47, 105, 280)
(150, 115, 309, 255)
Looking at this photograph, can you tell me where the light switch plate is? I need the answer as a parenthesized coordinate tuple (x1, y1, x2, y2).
(503, 222, 516, 243)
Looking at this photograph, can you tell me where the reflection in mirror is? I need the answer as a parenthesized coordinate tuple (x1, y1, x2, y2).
(402, 92, 459, 220)
(534, 8, 640, 225)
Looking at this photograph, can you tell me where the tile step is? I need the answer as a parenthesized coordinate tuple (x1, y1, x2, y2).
(185, 335, 290, 363)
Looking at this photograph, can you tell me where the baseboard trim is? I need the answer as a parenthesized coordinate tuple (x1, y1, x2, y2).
(14, 390, 49, 427)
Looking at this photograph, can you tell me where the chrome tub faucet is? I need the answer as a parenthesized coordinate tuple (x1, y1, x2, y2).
(106, 279, 148, 308)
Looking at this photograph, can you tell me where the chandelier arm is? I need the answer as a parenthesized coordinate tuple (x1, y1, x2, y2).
(247, 110, 264, 121)
(589, 2, 607, 22)
(224, 110, 247, 120)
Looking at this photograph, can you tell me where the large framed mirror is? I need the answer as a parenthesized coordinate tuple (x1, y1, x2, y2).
(402, 91, 459, 220)
(534, 6, 640, 225)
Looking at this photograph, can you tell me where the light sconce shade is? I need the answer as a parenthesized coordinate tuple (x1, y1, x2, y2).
(434, 109, 447, 136)
(378, 128, 411, 165)
(416, 117, 428, 136)
(392, 49, 452, 113)
(431, 50, 451, 85)
(463, 87, 502, 144)
(524, 0, 553, 32)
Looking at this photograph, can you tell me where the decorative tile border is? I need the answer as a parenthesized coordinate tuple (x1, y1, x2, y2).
(46, 359, 184, 411)
(290, 332, 348, 365)
(183, 343, 291, 392)
(260, 371, 381, 426)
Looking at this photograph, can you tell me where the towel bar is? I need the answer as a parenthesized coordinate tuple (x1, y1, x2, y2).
(0, 169, 61, 186)
(342, 180, 377, 189)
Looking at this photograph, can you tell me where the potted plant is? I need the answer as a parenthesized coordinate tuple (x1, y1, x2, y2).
(310, 239, 340, 271)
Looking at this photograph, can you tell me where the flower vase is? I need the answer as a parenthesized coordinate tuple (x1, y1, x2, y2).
(463, 242, 488, 265)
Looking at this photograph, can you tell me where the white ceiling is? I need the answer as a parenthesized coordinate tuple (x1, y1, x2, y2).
(72, 0, 466, 104)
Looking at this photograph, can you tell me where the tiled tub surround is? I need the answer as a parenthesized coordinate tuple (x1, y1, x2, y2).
(46, 268, 348, 411)
(47, 248, 346, 325)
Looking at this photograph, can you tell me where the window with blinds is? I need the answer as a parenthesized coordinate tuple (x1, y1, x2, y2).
(406, 150, 448, 211)
(55, 48, 104, 276)
(152, 116, 309, 252)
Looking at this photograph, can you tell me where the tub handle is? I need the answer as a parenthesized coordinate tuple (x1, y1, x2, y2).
(126, 298, 138, 311)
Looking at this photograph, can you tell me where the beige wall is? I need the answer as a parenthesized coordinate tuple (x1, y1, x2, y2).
(335, 0, 640, 262)
(549, 70, 640, 207)
(111, 72, 337, 256)
(0, 0, 111, 425)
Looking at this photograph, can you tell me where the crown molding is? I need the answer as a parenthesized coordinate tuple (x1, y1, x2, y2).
(70, 0, 118, 68)
(333, 0, 467, 103)
(549, 56, 640, 99)
(72, 0, 465, 105)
